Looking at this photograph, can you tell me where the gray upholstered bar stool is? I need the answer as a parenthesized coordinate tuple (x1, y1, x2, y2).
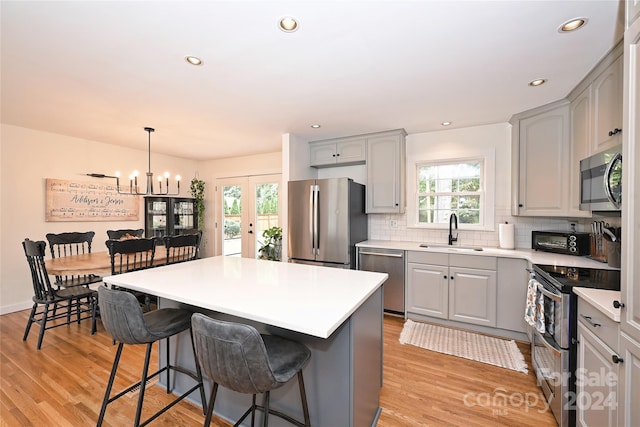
(96, 286, 207, 427)
(191, 313, 311, 427)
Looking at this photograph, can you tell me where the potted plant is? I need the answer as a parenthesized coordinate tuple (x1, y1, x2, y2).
(258, 226, 282, 261)
(190, 177, 205, 230)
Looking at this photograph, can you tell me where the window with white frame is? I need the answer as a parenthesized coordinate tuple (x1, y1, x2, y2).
(416, 159, 484, 225)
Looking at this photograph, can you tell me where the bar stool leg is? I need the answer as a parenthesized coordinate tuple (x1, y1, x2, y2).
(204, 383, 219, 427)
(263, 391, 270, 427)
(298, 371, 311, 427)
(97, 343, 124, 427)
(134, 343, 153, 427)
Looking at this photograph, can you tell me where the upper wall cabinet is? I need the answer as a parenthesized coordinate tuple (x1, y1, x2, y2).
(592, 54, 623, 153)
(309, 136, 366, 167)
(309, 129, 406, 214)
(510, 100, 571, 217)
(568, 43, 624, 157)
(569, 87, 594, 218)
(366, 130, 406, 214)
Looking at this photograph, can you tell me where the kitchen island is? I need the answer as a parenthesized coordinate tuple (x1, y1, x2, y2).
(103, 256, 388, 427)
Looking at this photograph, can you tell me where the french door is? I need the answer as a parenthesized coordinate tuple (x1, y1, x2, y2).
(217, 174, 281, 258)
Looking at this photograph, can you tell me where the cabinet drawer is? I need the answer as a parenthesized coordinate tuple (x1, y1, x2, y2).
(578, 298, 619, 352)
(449, 254, 496, 270)
(407, 251, 448, 266)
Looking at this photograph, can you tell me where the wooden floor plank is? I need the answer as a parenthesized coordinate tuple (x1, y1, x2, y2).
(0, 309, 557, 426)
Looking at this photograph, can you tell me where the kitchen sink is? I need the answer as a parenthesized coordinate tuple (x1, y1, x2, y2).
(419, 244, 484, 252)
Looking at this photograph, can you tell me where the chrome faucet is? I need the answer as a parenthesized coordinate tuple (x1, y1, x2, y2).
(448, 213, 458, 245)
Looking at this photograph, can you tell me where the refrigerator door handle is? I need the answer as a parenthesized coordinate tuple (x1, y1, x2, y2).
(309, 185, 315, 253)
(313, 185, 320, 255)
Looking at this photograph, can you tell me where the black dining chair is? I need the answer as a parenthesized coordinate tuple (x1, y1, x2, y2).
(191, 313, 311, 427)
(106, 228, 145, 240)
(45, 231, 102, 288)
(106, 237, 157, 311)
(164, 232, 201, 265)
(22, 239, 97, 349)
(96, 286, 207, 426)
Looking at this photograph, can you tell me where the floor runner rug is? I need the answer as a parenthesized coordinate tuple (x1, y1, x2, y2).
(399, 319, 528, 374)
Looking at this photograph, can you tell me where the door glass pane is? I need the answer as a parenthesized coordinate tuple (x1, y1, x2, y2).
(255, 182, 279, 258)
(222, 185, 242, 257)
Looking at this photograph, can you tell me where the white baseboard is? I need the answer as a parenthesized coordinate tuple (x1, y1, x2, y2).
(1, 300, 33, 315)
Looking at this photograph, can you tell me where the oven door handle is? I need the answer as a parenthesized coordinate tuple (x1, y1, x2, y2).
(535, 330, 562, 357)
(536, 281, 562, 302)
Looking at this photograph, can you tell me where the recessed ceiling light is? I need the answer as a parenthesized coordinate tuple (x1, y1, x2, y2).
(311, 124, 321, 129)
(441, 121, 452, 126)
(279, 16, 298, 32)
(558, 18, 587, 33)
(528, 78, 546, 87)
(185, 56, 203, 66)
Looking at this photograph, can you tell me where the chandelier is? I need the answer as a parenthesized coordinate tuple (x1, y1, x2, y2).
(87, 127, 181, 195)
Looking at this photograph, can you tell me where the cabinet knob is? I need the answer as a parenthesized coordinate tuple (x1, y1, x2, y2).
(248, 230, 253, 234)
(518, 203, 523, 208)
(608, 128, 622, 136)
(612, 354, 624, 364)
(613, 300, 625, 309)
(443, 275, 447, 280)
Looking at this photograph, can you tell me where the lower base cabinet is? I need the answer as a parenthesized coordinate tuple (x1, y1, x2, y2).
(406, 251, 497, 328)
(576, 322, 619, 427)
(576, 297, 621, 427)
(619, 333, 640, 427)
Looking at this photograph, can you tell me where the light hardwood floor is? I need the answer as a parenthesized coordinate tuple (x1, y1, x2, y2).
(0, 310, 557, 426)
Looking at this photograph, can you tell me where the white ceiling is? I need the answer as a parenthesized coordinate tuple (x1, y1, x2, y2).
(0, 1, 625, 161)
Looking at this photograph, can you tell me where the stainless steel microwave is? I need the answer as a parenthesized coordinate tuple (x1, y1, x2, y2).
(580, 145, 622, 211)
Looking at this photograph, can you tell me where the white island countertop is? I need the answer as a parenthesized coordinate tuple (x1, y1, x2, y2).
(357, 239, 617, 269)
(103, 256, 388, 339)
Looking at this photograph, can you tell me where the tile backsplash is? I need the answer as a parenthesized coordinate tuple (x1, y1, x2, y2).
(368, 208, 621, 249)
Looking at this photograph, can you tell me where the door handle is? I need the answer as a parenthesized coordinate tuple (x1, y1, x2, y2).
(604, 151, 622, 208)
(580, 314, 601, 328)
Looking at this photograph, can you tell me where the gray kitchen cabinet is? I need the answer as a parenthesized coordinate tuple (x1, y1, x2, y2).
(407, 251, 497, 328)
(568, 86, 594, 218)
(309, 136, 366, 167)
(365, 130, 406, 214)
(407, 252, 449, 319)
(592, 54, 623, 153)
(448, 266, 496, 327)
(619, 333, 640, 427)
(576, 297, 620, 427)
(619, 12, 640, 427)
(496, 258, 528, 334)
(510, 100, 571, 216)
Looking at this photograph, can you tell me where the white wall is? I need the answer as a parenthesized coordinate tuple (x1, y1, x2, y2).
(0, 124, 284, 313)
(0, 124, 200, 313)
(199, 151, 282, 257)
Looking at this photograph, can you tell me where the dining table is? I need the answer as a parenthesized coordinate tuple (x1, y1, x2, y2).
(45, 250, 168, 277)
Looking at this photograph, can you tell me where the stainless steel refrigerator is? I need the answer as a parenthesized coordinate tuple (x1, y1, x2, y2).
(288, 178, 367, 269)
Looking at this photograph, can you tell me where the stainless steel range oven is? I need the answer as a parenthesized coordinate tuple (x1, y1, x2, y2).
(529, 264, 620, 427)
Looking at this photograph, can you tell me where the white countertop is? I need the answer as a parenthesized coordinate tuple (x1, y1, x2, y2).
(357, 240, 617, 269)
(573, 288, 621, 322)
(103, 256, 388, 339)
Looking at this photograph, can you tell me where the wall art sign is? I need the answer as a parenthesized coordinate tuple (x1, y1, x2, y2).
(45, 178, 139, 222)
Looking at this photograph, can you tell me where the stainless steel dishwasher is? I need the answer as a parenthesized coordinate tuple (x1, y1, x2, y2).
(357, 247, 405, 315)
